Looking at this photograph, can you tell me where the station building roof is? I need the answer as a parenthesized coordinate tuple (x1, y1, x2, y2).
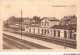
(51, 24, 76, 30)
(41, 17, 60, 21)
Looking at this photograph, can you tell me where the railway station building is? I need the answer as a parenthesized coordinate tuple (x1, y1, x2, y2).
(25, 16, 77, 41)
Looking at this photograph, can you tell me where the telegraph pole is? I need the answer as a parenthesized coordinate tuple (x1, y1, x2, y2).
(21, 10, 22, 37)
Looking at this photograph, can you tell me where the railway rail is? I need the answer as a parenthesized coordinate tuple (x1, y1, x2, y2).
(3, 29, 77, 49)
(3, 34, 50, 49)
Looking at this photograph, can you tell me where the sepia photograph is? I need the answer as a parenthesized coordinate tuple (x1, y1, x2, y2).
(0, 1, 79, 52)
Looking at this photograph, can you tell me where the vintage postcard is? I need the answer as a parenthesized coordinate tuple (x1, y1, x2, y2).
(0, 1, 79, 52)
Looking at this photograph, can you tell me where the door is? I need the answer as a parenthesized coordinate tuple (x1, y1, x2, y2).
(44, 29, 46, 35)
(64, 31, 67, 38)
(58, 30, 60, 37)
(70, 31, 72, 39)
(42, 29, 43, 35)
(54, 30, 56, 36)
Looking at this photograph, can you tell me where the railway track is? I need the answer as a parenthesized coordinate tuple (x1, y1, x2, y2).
(3, 34, 50, 49)
(3, 29, 77, 49)
(3, 45, 10, 49)
(21, 33, 76, 48)
(3, 37, 31, 49)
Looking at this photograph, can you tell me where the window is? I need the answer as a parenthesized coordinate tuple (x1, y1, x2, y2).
(42, 22, 43, 26)
(58, 30, 60, 37)
(47, 22, 49, 26)
(54, 30, 56, 36)
(45, 22, 46, 26)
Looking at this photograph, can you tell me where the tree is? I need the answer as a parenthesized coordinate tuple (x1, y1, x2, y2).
(33, 16, 40, 24)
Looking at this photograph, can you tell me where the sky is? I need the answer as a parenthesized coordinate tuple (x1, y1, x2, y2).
(1, 1, 77, 21)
